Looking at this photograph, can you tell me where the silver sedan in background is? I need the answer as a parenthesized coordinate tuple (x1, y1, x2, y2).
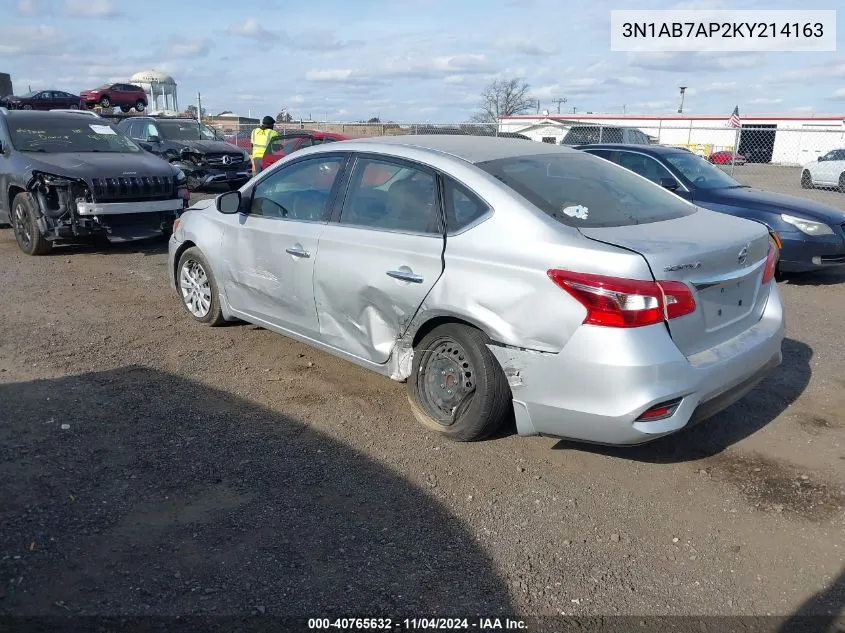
(168, 135, 785, 446)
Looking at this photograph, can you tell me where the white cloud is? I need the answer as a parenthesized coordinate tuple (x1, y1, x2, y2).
(305, 69, 356, 82)
(63, 0, 123, 18)
(0, 25, 68, 55)
(17, 0, 39, 15)
(830, 88, 845, 100)
(749, 97, 783, 105)
(228, 18, 276, 41)
(167, 38, 211, 59)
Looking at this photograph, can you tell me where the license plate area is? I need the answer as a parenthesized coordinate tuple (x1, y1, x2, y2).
(226, 170, 237, 179)
(699, 276, 759, 331)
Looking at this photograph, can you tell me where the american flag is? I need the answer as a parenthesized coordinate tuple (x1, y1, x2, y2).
(728, 105, 741, 128)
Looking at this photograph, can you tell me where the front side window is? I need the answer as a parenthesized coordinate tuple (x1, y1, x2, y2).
(662, 151, 743, 189)
(250, 156, 345, 221)
(476, 152, 695, 228)
(339, 157, 441, 234)
(10, 116, 142, 153)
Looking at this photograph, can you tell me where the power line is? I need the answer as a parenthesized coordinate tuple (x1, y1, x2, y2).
(551, 97, 567, 114)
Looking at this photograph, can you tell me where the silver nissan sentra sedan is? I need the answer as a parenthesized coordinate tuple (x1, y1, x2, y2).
(167, 135, 785, 445)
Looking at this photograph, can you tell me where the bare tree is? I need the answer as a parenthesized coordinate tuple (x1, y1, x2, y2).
(472, 77, 535, 123)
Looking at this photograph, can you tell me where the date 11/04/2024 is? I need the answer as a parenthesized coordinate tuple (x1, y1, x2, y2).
(307, 617, 528, 630)
(620, 21, 824, 39)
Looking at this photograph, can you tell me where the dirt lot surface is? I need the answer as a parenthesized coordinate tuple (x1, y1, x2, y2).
(1, 179, 844, 623)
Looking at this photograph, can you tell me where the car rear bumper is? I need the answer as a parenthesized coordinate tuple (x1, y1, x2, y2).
(487, 283, 785, 446)
(777, 229, 845, 273)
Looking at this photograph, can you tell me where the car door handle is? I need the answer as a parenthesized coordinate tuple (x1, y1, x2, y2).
(285, 246, 311, 258)
(386, 270, 424, 283)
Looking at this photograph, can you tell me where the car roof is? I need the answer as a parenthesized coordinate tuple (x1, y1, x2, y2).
(345, 134, 577, 164)
(3, 110, 112, 124)
(576, 143, 691, 155)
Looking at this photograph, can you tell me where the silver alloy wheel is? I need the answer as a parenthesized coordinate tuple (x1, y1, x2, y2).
(12, 202, 32, 250)
(179, 258, 212, 318)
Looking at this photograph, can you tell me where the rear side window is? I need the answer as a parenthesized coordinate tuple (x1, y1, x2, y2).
(475, 153, 695, 228)
(443, 177, 489, 232)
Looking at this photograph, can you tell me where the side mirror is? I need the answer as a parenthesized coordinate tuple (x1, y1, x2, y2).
(216, 190, 242, 214)
(817, 156, 823, 162)
(148, 135, 161, 144)
(659, 177, 679, 191)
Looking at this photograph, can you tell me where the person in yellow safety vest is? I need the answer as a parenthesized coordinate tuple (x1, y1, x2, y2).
(250, 115, 280, 174)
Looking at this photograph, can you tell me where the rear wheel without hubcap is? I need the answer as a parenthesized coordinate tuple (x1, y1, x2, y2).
(407, 323, 512, 442)
(99, 97, 111, 108)
(11, 193, 52, 256)
(801, 170, 812, 189)
(177, 247, 225, 326)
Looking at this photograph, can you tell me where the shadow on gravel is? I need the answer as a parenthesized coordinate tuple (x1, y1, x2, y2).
(42, 236, 169, 258)
(0, 367, 514, 616)
(778, 269, 845, 287)
(552, 338, 812, 464)
(779, 568, 845, 632)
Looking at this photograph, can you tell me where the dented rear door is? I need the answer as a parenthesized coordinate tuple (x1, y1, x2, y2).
(312, 155, 446, 364)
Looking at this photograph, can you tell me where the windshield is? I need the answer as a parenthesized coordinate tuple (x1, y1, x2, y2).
(476, 152, 695, 228)
(663, 152, 742, 189)
(10, 117, 142, 153)
(156, 120, 220, 141)
(21, 91, 38, 98)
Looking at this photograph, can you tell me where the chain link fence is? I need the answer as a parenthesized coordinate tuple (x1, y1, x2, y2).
(203, 118, 845, 211)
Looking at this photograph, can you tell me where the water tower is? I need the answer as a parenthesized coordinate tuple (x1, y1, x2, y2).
(130, 70, 179, 113)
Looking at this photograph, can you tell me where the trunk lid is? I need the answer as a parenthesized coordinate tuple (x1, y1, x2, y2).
(578, 209, 772, 357)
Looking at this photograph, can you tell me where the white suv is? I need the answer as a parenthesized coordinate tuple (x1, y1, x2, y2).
(801, 148, 845, 193)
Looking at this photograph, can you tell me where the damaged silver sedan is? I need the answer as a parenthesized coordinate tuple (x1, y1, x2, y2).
(167, 135, 785, 445)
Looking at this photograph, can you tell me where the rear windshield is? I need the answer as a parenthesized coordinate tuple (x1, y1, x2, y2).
(476, 152, 696, 228)
(9, 116, 142, 153)
(563, 126, 623, 145)
(156, 120, 219, 141)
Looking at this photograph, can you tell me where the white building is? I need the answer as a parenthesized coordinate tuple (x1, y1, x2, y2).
(499, 114, 845, 166)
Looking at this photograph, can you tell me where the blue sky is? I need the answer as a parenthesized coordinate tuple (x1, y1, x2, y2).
(1, 0, 843, 121)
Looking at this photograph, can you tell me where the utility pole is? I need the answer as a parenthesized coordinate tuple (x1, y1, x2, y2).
(197, 92, 203, 121)
(552, 97, 567, 114)
(678, 86, 687, 114)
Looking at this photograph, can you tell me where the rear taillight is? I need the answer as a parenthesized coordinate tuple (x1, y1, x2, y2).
(547, 270, 696, 328)
(761, 241, 778, 285)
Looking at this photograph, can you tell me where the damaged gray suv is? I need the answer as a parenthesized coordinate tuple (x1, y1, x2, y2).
(0, 108, 189, 255)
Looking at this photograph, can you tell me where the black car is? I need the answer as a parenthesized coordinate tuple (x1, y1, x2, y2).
(0, 108, 189, 256)
(0, 89, 85, 111)
(116, 116, 251, 191)
(577, 143, 845, 274)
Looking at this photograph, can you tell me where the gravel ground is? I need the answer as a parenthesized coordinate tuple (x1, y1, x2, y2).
(0, 186, 844, 623)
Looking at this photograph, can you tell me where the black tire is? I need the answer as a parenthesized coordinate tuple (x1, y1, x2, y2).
(801, 170, 812, 189)
(10, 192, 52, 256)
(99, 96, 111, 108)
(22, 104, 33, 110)
(407, 323, 512, 442)
(176, 246, 225, 326)
(120, 105, 131, 113)
(69, 104, 79, 110)
(839, 172, 845, 194)
(135, 100, 146, 112)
